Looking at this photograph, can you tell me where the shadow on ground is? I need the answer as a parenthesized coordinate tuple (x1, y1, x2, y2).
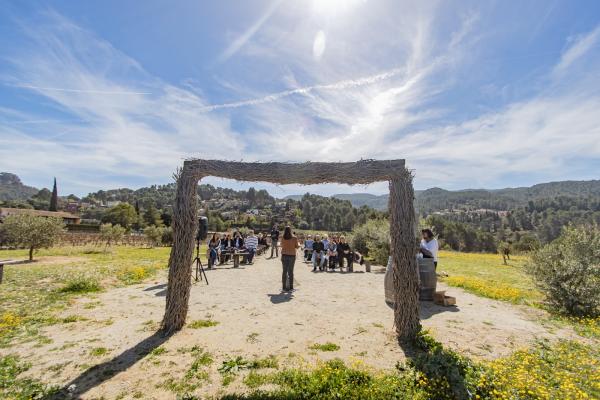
(144, 283, 167, 297)
(45, 331, 172, 399)
(384, 300, 459, 320)
(268, 292, 294, 304)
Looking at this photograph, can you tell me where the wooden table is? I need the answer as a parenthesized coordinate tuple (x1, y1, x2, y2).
(232, 252, 249, 268)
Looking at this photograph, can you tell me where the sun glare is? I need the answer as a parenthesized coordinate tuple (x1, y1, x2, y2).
(311, 0, 365, 16)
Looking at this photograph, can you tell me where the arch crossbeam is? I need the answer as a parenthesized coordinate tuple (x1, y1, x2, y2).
(184, 159, 405, 185)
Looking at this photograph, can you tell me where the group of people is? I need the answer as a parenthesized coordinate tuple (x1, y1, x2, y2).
(300, 234, 362, 273)
(206, 229, 268, 267)
(206, 224, 439, 293)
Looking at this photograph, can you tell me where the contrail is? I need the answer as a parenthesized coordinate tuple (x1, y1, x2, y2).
(11, 84, 151, 95)
(217, 0, 284, 63)
(200, 67, 405, 112)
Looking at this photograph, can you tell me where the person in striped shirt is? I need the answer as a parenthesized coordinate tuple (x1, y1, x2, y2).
(244, 230, 259, 264)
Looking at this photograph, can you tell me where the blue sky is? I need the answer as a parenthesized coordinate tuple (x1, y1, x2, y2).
(1, 0, 599, 197)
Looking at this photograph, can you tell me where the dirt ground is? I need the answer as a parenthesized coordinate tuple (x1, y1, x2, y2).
(8, 253, 575, 399)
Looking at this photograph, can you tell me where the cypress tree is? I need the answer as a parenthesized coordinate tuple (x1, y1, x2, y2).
(49, 177, 58, 211)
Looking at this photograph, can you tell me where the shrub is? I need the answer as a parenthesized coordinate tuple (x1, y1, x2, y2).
(59, 276, 101, 293)
(219, 356, 250, 375)
(351, 219, 390, 265)
(407, 331, 484, 400)
(225, 358, 424, 400)
(188, 319, 219, 329)
(513, 233, 540, 252)
(161, 226, 174, 246)
(309, 342, 340, 352)
(89, 347, 109, 356)
(527, 225, 600, 317)
(249, 355, 278, 369)
(144, 226, 163, 248)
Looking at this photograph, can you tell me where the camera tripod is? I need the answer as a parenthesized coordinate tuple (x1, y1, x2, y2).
(193, 238, 208, 284)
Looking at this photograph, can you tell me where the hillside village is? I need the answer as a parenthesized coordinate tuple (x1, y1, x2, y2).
(1, 172, 599, 253)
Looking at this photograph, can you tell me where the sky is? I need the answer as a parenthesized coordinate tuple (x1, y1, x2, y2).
(1, 0, 599, 197)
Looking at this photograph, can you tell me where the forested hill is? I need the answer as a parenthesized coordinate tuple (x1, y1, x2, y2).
(315, 180, 600, 212)
(0, 173, 38, 201)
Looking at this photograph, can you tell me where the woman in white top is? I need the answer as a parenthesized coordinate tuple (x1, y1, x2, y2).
(420, 228, 439, 269)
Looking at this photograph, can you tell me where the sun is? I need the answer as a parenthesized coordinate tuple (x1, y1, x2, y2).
(311, 0, 365, 17)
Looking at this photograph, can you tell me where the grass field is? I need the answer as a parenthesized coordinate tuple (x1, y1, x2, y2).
(1, 246, 598, 399)
(437, 250, 542, 305)
(0, 246, 188, 348)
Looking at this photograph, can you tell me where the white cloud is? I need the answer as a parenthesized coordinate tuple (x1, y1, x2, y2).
(553, 24, 600, 76)
(1, 5, 599, 196)
(0, 11, 244, 193)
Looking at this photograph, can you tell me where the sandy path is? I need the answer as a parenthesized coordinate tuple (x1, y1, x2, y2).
(7, 253, 574, 399)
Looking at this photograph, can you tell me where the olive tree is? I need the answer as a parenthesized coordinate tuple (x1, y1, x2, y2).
(0, 214, 65, 260)
(99, 223, 126, 248)
(143, 225, 163, 248)
(527, 225, 600, 317)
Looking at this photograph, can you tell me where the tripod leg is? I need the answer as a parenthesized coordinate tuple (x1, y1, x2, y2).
(198, 259, 209, 285)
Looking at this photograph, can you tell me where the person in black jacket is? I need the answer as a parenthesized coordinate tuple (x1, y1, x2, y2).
(220, 233, 233, 263)
(337, 236, 353, 272)
(269, 224, 280, 258)
(233, 231, 244, 249)
(311, 235, 326, 271)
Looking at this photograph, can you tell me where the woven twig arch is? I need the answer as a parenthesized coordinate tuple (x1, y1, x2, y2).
(161, 159, 420, 341)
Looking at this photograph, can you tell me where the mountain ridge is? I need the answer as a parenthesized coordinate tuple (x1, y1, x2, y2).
(2, 172, 599, 213)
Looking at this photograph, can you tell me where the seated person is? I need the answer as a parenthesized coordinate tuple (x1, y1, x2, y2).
(311, 235, 326, 271)
(220, 233, 233, 263)
(420, 228, 439, 269)
(207, 233, 221, 268)
(352, 250, 365, 265)
(336, 236, 353, 272)
(233, 232, 244, 249)
(303, 235, 314, 261)
(244, 230, 259, 264)
(327, 239, 337, 269)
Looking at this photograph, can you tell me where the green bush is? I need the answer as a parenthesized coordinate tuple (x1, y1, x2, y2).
(223, 358, 424, 400)
(161, 226, 174, 246)
(144, 226, 163, 248)
(351, 219, 389, 265)
(59, 276, 101, 293)
(407, 331, 484, 399)
(527, 225, 600, 317)
(188, 319, 219, 329)
(309, 342, 340, 352)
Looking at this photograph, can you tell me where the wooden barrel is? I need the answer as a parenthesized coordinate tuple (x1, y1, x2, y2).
(418, 258, 437, 301)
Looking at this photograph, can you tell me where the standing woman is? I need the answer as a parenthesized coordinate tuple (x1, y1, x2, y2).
(280, 226, 299, 292)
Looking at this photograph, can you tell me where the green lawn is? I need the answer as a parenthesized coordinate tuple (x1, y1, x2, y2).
(0, 245, 189, 347)
(437, 250, 542, 305)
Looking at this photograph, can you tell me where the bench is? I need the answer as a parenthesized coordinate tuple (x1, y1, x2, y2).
(0, 260, 24, 284)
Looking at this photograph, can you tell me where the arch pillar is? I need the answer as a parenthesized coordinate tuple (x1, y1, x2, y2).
(161, 168, 201, 333)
